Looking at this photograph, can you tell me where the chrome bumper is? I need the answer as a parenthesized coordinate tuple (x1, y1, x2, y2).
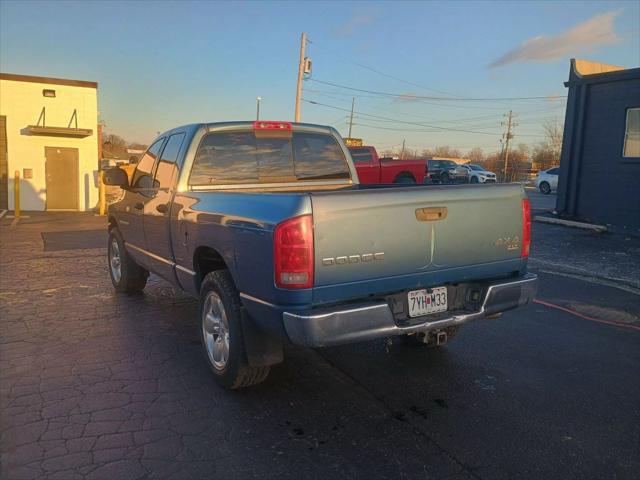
(283, 273, 537, 347)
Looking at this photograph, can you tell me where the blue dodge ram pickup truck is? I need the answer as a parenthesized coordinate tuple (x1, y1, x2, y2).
(104, 121, 537, 389)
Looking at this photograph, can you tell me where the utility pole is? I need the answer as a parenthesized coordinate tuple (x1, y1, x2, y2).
(400, 139, 406, 160)
(294, 32, 307, 122)
(501, 111, 517, 181)
(347, 97, 355, 138)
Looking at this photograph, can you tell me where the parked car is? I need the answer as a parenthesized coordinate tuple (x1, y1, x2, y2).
(348, 146, 425, 184)
(461, 164, 497, 183)
(427, 159, 469, 184)
(535, 167, 559, 194)
(103, 120, 537, 389)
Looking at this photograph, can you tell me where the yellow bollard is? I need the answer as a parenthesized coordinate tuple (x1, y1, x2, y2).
(99, 170, 106, 216)
(14, 170, 20, 218)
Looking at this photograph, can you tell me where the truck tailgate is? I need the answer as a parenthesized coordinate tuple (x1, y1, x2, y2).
(311, 184, 526, 290)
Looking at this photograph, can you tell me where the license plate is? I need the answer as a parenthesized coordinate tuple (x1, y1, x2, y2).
(408, 287, 448, 318)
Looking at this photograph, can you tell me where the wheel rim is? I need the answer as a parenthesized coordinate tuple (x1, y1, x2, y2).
(202, 291, 230, 371)
(109, 238, 122, 283)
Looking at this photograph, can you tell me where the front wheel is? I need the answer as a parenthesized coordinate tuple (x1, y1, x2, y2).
(199, 270, 270, 389)
(441, 172, 451, 184)
(539, 181, 551, 195)
(470, 176, 479, 184)
(108, 229, 148, 293)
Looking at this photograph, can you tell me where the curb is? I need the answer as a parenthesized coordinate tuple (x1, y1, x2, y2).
(534, 215, 607, 233)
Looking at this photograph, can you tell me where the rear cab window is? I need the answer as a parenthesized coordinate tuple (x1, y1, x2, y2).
(349, 147, 373, 163)
(189, 130, 350, 186)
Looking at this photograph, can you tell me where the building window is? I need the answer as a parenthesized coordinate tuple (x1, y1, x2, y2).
(623, 108, 640, 158)
(42, 89, 56, 98)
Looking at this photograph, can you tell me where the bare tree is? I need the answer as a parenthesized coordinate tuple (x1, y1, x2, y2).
(430, 146, 462, 158)
(467, 147, 485, 163)
(542, 120, 563, 159)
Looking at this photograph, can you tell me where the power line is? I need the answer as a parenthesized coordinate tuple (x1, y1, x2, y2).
(308, 78, 567, 102)
(303, 98, 502, 135)
(306, 38, 464, 98)
(305, 98, 548, 138)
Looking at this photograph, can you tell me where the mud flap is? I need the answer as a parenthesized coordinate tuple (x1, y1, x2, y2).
(240, 308, 284, 367)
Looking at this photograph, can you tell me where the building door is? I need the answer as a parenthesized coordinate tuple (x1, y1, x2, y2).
(45, 147, 79, 210)
(0, 116, 7, 210)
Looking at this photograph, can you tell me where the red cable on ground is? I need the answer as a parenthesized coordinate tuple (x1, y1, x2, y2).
(533, 299, 640, 332)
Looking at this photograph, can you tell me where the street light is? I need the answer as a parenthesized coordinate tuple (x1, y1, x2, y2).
(256, 97, 262, 121)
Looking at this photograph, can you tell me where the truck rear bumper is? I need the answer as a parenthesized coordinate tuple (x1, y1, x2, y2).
(283, 273, 537, 347)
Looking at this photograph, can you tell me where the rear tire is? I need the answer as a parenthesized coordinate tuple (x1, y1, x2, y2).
(400, 326, 459, 348)
(199, 270, 270, 389)
(108, 229, 148, 293)
(539, 181, 551, 195)
(393, 173, 416, 184)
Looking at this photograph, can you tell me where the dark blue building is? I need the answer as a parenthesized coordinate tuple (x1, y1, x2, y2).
(557, 59, 640, 234)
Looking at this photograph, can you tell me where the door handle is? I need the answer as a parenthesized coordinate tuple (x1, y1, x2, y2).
(134, 202, 144, 210)
(415, 207, 448, 221)
(156, 204, 168, 214)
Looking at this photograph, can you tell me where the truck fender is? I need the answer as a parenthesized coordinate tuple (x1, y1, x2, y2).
(240, 306, 284, 367)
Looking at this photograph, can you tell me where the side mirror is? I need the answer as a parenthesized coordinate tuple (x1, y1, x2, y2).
(103, 167, 129, 188)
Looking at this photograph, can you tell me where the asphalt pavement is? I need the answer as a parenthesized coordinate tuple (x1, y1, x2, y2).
(525, 186, 557, 212)
(1, 212, 639, 480)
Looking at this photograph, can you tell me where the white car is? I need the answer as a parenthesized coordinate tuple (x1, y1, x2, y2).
(535, 167, 559, 194)
(461, 164, 497, 183)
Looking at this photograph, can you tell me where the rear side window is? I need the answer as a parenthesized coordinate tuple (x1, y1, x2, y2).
(189, 131, 350, 186)
(349, 147, 373, 163)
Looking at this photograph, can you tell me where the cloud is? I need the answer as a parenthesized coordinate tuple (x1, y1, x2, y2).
(334, 12, 376, 36)
(489, 10, 621, 68)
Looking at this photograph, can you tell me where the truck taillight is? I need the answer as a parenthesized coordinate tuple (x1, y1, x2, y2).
(274, 215, 314, 289)
(253, 121, 292, 131)
(521, 198, 531, 257)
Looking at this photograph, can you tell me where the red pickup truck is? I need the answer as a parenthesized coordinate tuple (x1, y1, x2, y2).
(348, 146, 426, 184)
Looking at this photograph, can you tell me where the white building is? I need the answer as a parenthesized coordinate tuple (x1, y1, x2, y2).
(0, 73, 99, 211)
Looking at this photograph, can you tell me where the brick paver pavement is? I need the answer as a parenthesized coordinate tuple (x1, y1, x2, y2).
(1, 213, 472, 480)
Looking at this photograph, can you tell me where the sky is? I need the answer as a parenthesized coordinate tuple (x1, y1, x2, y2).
(1, 0, 639, 155)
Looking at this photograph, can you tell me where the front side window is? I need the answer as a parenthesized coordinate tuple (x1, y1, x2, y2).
(623, 108, 640, 158)
(132, 138, 164, 189)
(189, 131, 350, 186)
(154, 133, 186, 189)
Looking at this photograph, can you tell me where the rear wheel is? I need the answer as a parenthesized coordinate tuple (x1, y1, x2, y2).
(108, 229, 148, 293)
(199, 270, 270, 389)
(393, 173, 416, 184)
(539, 181, 551, 194)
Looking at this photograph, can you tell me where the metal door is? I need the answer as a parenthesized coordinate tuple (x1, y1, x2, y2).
(143, 132, 185, 283)
(45, 147, 79, 210)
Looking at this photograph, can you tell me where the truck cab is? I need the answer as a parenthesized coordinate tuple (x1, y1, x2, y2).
(348, 146, 426, 184)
